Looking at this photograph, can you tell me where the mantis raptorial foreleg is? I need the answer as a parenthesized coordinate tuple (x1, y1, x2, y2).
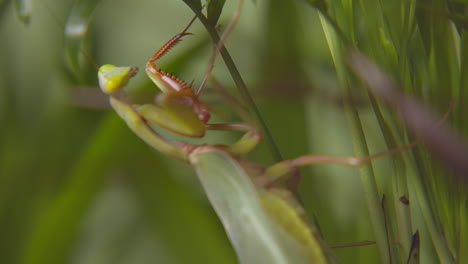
(99, 13, 262, 162)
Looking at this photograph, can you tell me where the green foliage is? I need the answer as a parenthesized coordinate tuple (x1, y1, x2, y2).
(64, 0, 102, 82)
(14, 0, 32, 23)
(207, 0, 226, 26)
(181, 0, 202, 12)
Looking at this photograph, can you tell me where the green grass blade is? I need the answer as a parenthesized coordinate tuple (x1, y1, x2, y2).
(406, 231, 420, 264)
(182, 1, 283, 162)
(318, 12, 392, 264)
(64, 0, 102, 81)
(207, 0, 225, 26)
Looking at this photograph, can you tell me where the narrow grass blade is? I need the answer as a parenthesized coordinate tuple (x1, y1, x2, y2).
(64, 0, 101, 80)
(348, 51, 468, 181)
(207, 0, 225, 26)
(406, 231, 420, 264)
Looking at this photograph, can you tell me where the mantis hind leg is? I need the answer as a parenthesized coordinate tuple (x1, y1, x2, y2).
(205, 122, 261, 155)
(264, 100, 454, 183)
(265, 141, 420, 184)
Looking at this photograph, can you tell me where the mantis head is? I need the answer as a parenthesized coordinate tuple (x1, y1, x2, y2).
(98, 64, 138, 95)
(98, 63, 210, 139)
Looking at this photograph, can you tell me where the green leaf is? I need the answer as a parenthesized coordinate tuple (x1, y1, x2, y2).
(64, 0, 102, 81)
(406, 231, 420, 264)
(207, 0, 225, 26)
(181, 0, 202, 11)
(302, 0, 327, 12)
(14, 0, 32, 23)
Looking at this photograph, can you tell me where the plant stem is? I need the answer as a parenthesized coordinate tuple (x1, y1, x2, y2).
(184, 3, 283, 162)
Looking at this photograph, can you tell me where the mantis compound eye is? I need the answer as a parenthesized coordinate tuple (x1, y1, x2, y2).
(197, 105, 211, 123)
(98, 64, 138, 95)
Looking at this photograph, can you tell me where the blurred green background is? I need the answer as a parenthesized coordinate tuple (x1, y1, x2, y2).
(1, 0, 467, 263)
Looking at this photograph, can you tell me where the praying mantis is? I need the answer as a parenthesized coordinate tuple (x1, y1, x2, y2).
(97, 12, 416, 264)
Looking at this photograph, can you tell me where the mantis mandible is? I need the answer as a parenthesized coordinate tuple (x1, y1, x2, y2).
(97, 14, 414, 264)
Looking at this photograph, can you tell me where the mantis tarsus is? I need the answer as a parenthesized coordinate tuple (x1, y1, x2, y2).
(97, 13, 418, 264)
